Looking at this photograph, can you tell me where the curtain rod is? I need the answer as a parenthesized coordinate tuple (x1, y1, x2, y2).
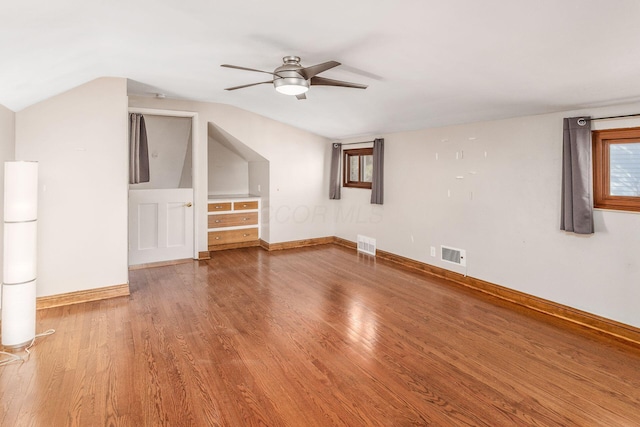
(578, 113, 640, 126)
(339, 140, 375, 146)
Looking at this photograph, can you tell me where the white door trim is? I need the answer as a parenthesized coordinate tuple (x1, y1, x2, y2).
(127, 107, 199, 260)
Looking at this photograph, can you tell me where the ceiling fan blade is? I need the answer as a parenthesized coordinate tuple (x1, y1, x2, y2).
(296, 93, 307, 100)
(310, 76, 368, 89)
(221, 64, 279, 77)
(298, 61, 341, 80)
(224, 81, 273, 91)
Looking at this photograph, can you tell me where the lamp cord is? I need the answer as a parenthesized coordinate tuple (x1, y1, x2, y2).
(0, 329, 56, 367)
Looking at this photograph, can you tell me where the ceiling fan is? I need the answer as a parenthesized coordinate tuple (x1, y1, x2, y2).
(221, 56, 367, 100)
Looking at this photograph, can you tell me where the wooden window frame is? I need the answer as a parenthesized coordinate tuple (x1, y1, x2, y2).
(343, 148, 373, 189)
(592, 127, 640, 212)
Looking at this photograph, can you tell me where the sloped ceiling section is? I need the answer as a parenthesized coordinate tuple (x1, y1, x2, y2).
(208, 122, 267, 163)
(3, 0, 640, 138)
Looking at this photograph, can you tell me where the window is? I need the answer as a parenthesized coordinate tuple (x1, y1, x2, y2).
(592, 127, 640, 212)
(343, 148, 373, 188)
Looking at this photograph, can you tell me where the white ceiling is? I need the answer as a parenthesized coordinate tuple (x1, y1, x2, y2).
(2, 0, 640, 139)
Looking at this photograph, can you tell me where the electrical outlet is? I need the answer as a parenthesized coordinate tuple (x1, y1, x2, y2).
(430, 246, 436, 257)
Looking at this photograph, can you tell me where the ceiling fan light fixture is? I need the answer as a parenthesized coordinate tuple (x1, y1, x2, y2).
(223, 56, 366, 99)
(274, 77, 309, 96)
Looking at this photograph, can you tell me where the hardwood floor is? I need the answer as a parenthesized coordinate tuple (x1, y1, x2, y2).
(1, 245, 639, 426)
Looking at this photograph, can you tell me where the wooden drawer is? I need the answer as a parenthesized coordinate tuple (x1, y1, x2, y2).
(234, 201, 259, 210)
(208, 212, 258, 228)
(208, 228, 259, 245)
(208, 202, 232, 212)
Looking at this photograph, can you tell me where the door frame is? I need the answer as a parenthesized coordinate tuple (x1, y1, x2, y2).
(128, 107, 200, 262)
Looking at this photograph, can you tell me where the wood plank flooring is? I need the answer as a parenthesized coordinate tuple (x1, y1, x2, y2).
(1, 244, 639, 426)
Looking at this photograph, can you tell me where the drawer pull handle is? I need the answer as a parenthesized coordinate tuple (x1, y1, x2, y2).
(243, 204, 247, 207)
(243, 218, 248, 221)
(215, 206, 222, 209)
(243, 233, 249, 237)
(215, 220, 221, 223)
(215, 237, 220, 240)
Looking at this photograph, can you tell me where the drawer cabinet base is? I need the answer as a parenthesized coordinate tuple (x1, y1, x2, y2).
(208, 240, 261, 252)
(208, 197, 260, 252)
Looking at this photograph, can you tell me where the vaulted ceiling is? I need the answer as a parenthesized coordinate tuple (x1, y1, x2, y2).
(2, 0, 640, 139)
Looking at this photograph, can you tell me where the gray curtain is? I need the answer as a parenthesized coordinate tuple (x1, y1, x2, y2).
(561, 117, 593, 234)
(370, 138, 384, 204)
(329, 142, 342, 200)
(129, 113, 150, 184)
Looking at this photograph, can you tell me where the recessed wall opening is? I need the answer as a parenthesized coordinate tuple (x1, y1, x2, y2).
(207, 122, 270, 242)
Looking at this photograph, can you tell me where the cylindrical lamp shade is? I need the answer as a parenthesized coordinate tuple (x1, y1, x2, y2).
(1, 279, 36, 347)
(4, 161, 38, 222)
(2, 161, 38, 348)
(4, 221, 37, 284)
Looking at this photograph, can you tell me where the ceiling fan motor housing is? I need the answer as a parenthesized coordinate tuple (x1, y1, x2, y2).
(273, 56, 309, 95)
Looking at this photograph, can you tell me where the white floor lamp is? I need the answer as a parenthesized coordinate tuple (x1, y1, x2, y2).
(1, 161, 38, 349)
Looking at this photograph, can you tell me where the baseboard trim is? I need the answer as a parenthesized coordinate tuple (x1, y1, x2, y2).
(365, 246, 640, 346)
(209, 240, 260, 252)
(260, 237, 334, 251)
(36, 283, 130, 310)
(198, 251, 211, 260)
(333, 237, 357, 250)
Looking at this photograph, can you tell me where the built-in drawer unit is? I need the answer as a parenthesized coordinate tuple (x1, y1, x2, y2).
(207, 197, 260, 251)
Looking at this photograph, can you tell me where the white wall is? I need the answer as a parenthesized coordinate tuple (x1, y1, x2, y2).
(249, 161, 270, 241)
(208, 137, 249, 195)
(130, 115, 192, 190)
(335, 104, 640, 328)
(0, 103, 15, 164)
(0, 104, 16, 304)
(128, 96, 334, 249)
(15, 77, 129, 297)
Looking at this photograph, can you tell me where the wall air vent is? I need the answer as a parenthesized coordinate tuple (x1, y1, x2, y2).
(441, 245, 466, 267)
(357, 235, 376, 256)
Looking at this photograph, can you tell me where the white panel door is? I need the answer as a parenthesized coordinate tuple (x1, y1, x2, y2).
(129, 189, 194, 265)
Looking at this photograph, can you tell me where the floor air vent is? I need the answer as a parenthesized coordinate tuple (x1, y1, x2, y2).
(441, 245, 466, 267)
(357, 235, 376, 256)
